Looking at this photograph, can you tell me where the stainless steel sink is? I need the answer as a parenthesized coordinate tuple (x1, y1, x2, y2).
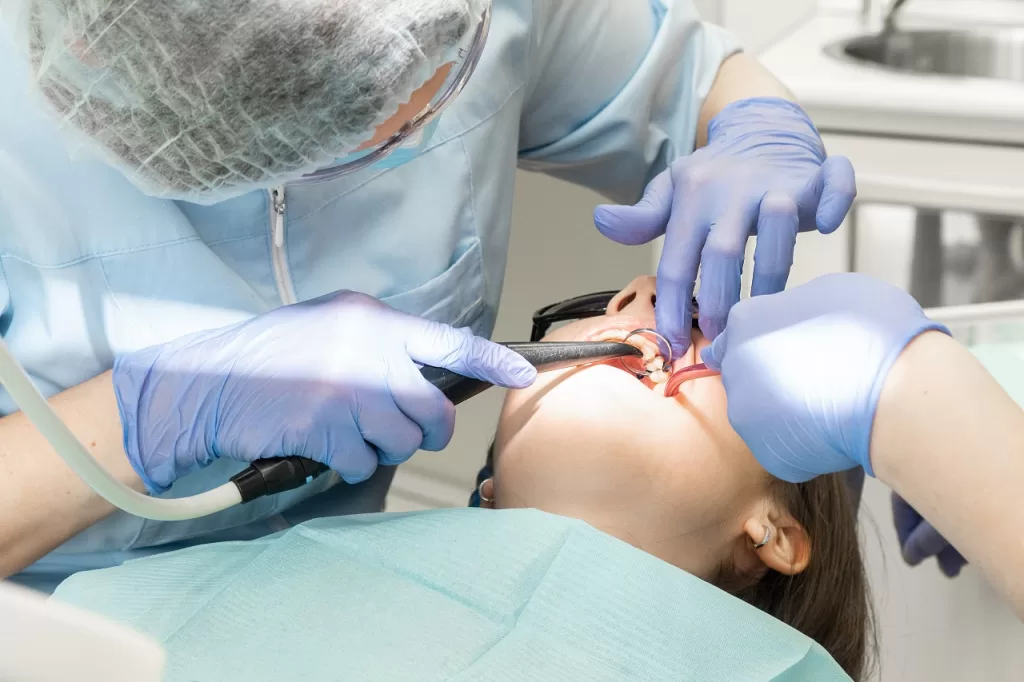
(827, 29, 1024, 82)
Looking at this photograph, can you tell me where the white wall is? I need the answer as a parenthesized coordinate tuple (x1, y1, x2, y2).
(696, 0, 818, 53)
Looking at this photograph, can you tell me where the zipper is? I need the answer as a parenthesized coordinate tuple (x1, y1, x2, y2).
(269, 186, 298, 305)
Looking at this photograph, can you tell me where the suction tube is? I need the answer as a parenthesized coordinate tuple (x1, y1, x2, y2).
(0, 338, 241, 520)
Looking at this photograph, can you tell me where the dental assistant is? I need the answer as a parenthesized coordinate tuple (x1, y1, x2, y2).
(705, 273, 1024, 619)
(0, 0, 854, 592)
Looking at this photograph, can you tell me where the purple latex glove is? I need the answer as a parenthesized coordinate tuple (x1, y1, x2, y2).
(701, 273, 949, 483)
(594, 97, 856, 355)
(892, 493, 968, 578)
(113, 291, 537, 493)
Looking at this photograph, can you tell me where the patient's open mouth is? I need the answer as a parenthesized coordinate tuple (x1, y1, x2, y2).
(585, 324, 671, 384)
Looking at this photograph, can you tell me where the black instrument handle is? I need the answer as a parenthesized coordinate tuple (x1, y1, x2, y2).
(232, 341, 639, 503)
(232, 364, 488, 502)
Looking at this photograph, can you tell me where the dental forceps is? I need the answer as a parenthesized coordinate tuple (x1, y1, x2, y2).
(231, 341, 643, 502)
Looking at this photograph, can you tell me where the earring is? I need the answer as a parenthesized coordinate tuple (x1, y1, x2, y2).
(753, 526, 772, 550)
(478, 478, 494, 504)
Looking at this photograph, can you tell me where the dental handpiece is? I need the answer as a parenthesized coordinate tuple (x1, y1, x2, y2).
(420, 341, 643, 404)
(230, 341, 642, 502)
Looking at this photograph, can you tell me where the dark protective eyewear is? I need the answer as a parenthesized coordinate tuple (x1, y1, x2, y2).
(531, 291, 698, 342)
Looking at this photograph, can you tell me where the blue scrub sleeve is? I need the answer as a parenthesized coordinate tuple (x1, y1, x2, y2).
(518, 0, 741, 204)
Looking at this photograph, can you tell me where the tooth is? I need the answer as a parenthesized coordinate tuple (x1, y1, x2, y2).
(649, 369, 668, 384)
(645, 357, 664, 373)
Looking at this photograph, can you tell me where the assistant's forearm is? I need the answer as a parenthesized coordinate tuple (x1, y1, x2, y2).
(697, 52, 795, 148)
(0, 371, 143, 577)
(873, 331, 1024, 618)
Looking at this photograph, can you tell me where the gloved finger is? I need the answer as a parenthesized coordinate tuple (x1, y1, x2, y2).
(696, 202, 759, 341)
(890, 492, 924, 546)
(656, 197, 706, 356)
(801, 155, 857, 235)
(750, 193, 799, 297)
(354, 380, 425, 466)
(700, 326, 728, 371)
(937, 545, 968, 578)
(387, 358, 456, 453)
(817, 156, 857, 233)
(594, 169, 674, 245)
(902, 519, 950, 566)
(323, 435, 380, 485)
(406, 323, 537, 388)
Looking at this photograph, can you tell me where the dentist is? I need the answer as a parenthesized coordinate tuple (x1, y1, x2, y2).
(0, 0, 854, 592)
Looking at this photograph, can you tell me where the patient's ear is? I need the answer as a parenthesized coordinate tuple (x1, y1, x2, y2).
(742, 515, 811, 576)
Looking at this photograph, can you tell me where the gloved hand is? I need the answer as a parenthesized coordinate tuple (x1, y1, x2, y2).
(113, 291, 537, 493)
(594, 97, 856, 354)
(701, 273, 949, 482)
(892, 493, 968, 578)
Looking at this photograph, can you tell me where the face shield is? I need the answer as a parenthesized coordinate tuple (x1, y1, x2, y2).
(322, 6, 491, 180)
(3, 0, 491, 204)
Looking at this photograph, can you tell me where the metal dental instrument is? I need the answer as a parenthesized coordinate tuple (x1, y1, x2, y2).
(230, 341, 644, 503)
(619, 328, 674, 377)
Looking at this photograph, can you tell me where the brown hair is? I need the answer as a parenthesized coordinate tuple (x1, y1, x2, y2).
(716, 474, 877, 680)
(482, 444, 876, 678)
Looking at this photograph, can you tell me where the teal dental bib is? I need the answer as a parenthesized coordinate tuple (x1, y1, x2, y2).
(53, 508, 848, 681)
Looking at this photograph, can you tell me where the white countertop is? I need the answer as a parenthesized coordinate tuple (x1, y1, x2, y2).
(760, 8, 1024, 145)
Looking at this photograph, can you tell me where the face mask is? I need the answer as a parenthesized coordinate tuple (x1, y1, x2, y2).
(320, 14, 488, 181)
(323, 98, 447, 177)
(6, 0, 490, 205)
(371, 116, 445, 170)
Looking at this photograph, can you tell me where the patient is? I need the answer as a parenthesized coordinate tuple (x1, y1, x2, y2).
(50, 277, 875, 681)
(476, 276, 874, 680)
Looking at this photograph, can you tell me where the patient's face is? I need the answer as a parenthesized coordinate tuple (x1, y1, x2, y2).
(492, 277, 776, 580)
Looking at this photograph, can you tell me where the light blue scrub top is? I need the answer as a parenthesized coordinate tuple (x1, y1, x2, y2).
(0, 0, 739, 592)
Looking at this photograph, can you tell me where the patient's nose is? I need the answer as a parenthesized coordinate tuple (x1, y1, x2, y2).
(607, 276, 657, 317)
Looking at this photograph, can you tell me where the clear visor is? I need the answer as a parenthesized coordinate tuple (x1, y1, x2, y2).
(324, 3, 492, 177)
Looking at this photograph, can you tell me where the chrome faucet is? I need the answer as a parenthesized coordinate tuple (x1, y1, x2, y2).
(862, 0, 909, 32)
